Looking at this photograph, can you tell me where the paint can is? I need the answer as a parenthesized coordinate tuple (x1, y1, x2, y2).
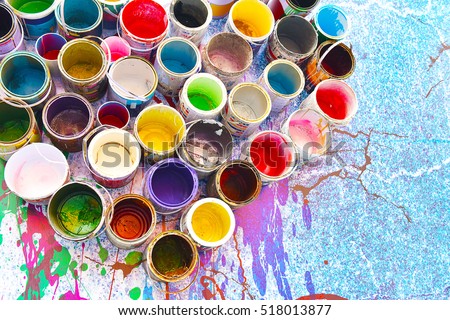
(0, 98, 41, 161)
(221, 82, 271, 137)
(304, 40, 355, 93)
(180, 198, 235, 251)
(96, 101, 130, 130)
(267, 0, 320, 20)
(106, 194, 157, 250)
(208, 0, 235, 19)
(35, 33, 67, 77)
(118, 0, 169, 60)
(266, 15, 317, 65)
(144, 230, 199, 293)
(0, 3, 26, 61)
(242, 130, 297, 184)
(101, 36, 131, 63)
(0, 51, 53, 110)
(144, 158, 199, 215)
(42, 92, 95, 152)
(55, 0, 103, 40)
(4, 143, 70, 204)
(280, 108, 332, 163)
(300, 79, 358, 126)
(176, 119, 233, 180)
(206, 160, 262, 209)
(154, 37, 201, 97)
(47, 181, 113, 241)
(97, 0, 128, 30)
(58, 38, 108, 102)
(169, 0, 212, 46)
(178, 73, 227, 122)
(83, 126, 141, 189)
(311, 4, 350, 44)
(5, 0, 59, 40)
(257, 59, 304, 113)
(107, 56, 158, 117)
(134, 104, 186, 163)
(201, 32, 253, 91)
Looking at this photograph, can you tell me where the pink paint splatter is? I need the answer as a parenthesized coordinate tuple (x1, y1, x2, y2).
(59, 270, 88, 300)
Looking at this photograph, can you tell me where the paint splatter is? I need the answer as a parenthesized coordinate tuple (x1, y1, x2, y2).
(129, 287, 141, 300)
(305, 271, 315, 299)
(81, 263, 88, 272)
(302, 201, 312, 230)
(125, 251, 143, 265)
(59, 270, 88, 300)
(96, 237, 109, 263)
(101, 267, 107, 276)
(297, 293, 347, 300)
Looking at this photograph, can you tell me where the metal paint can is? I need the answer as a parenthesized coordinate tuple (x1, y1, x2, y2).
(100, 36, 131, 63)
(107, 56, 158, 117)
(242, 130, 297, 184)
(134, 104, 186, 163)
(224, 0, 274, 53)
(201, 32, 253, 91)
(180, 197, 235, 251)
(58, 38, 108, 102)
(106, 194, 156, 250)
(144, 158, 199, 215)
(0, 51, 53, 110)
(169, 0, 212, 46)
(257, 59, 304, 113)
(304, 40, 355, 93)
(311, 4, 350, 44)
(267, 0, 320, 20)
(83, 126, 141, 189)
(97, 0, 128, 30)
(35, 32, 67, 77)
(0, 3, 26, 60)
(178, 73, 227, 122)
(221, 82, 271, 137)
(208, 0, 235, 19)
(42, 92, 95, 152)
(4, 143, 70, 204)
(266, 15, 317, 65)
(154, 37, 201, 97)
(300, 79, 358, 126)
(55, 0, 103, 40)
(96, 101, 130, 130)
(176, 119, 233, 180)
(0, 97, 41, 161)
(5, 0, 58, 40)
(47, 181, 113, 242)
(206, 160, 262, 209)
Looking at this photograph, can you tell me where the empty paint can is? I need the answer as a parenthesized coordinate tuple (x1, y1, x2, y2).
(35, 32, 67, 77)
(135, 104, 186, 163)
(42, 92, 95, 152)
(0, 98, 41, 161)
(178, 73, 227, 122)
(55, 0, 103, 40)
(267, 0, 320, 20)
(83, 127, 141, 189)
(304, 40, 355, 93)
(154, 37, 201, 97)
(300, 79, 358, 126)
(201, 32, 253, 91)
(311, 4, 350, 44)
(243, 130, 297, 184)
(257, 59, 304, 113)
(176, 119, 233, 179)
(180, 197, 235, 251)
(266, 15, 317, 65)
(4, 143, 70, 204)
(206, 160, 262, 209)
(107, 56, 158, 117)
(144, 158, 199, 215)
(106, 194, 156, 249)
(0, 3, 26, 60)
(58, 38, 108, 102)
(47, 181, 113, 241)
(221, 82, 271, 137)
(96, 101, 130, 130)
(208, 0, 235, 19)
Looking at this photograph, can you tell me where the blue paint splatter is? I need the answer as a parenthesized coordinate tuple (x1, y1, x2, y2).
(142, 283, 153, 300)
(305, 271, 316, 299)
(302, 202, 312, 230)
(292, 223, 297, 237)
(221, 255, 226, 267)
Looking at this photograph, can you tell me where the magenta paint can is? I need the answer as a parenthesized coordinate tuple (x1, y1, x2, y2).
(35, 33, 67, 77)
(144, 158, 199, 215)
(0, 3, 25, 61)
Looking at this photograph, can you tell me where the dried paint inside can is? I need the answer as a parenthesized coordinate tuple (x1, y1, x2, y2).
(219, 163, 259, 203)
(110, 198, 152, 240)
(0, 108, 30, 142)
(49, 109, 89, 136)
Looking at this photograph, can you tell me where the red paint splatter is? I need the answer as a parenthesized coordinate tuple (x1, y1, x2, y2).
(297, 293, 347, 300)
(200, 275, 225, 300)
(324, 260, 329, 265)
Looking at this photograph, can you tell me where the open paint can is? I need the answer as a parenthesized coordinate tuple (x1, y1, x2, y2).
(4, 143, 70, 204)
(206, 160, 262, 209)
(35, 32, 67, 77)
(267, 0, 320, 20)
(176, 119, 233, 180)
(47, 181, 113, 241)
(106, 194, 156, 250)
(83, 126, 141, 189)
(0, 97, 41, 161)
(311, 4, 350, 44)
(96, 101, 130, 130)
(0, 3, 26, 61)
(42, 92, 95, 152)
(201, 32, 253, 91)
(101, 36, 131, 63)
(97, 0, 128, 30)
(208, 0, 235, 19)
(180, 197, 235, 251)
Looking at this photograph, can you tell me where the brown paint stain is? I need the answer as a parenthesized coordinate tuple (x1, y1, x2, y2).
(428, 42, 450, 70)
(425, 79, 444, 98)
(200, 275, 226, 300)
(110, 260, 142, 278)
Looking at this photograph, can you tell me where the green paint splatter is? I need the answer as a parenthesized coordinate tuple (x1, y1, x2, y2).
(96, 237, 109, 263)
(51, 247, 71, 277)
(125, 251, 143, 265)
(0, 234, 3, 245)
(129, 287, 141, 300)
(69, 261, 78, 277)
(81, 263, 88, 272)
(101, 267, 107, 276)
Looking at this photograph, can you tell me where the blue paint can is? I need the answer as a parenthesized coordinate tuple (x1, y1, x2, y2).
(311, 4, 350, 44)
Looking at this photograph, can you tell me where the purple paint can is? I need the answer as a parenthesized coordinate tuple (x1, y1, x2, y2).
(144, 158, 199, 215)
(0, 3, 25, 61)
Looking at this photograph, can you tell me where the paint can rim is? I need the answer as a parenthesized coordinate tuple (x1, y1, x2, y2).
(55, 1, 103, 33)
(228, 82, 272, 123)
(262, 59, 305, 99)
(313, 4, 351, 40)
(156, 37, 201, 77)
(169, 0, 213, 32)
